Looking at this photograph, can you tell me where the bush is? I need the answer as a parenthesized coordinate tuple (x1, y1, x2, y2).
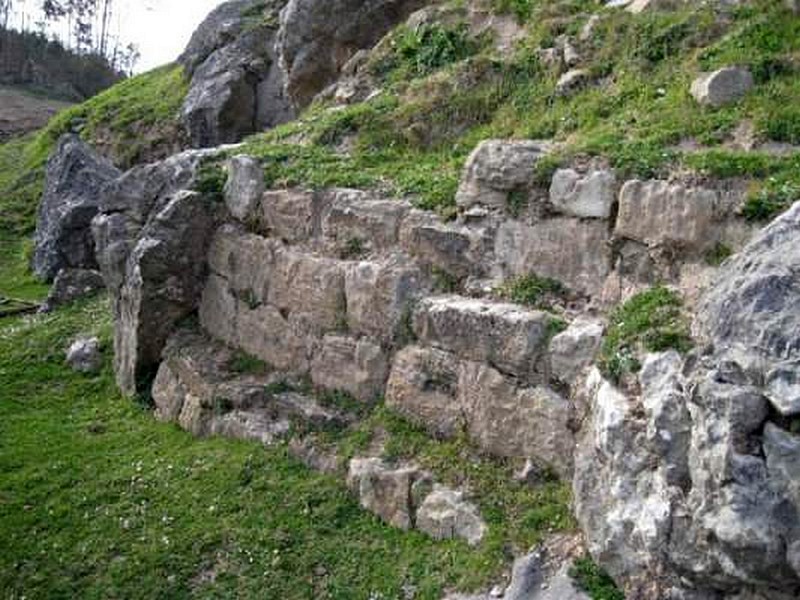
(392, 23, 477, 79)
(498, 274, 568, 310)
(599, 286, 691, 383)
(569, 556, 625, 600)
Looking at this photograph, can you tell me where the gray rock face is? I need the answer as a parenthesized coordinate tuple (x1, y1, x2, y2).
(66, 336, 102, 373)
(310, 335, 388, 403)
(181, 25, 277, 148)
(33, 134, 121, 281)
(42, 268, 105, 312)
(699, 201, 800, 414)
(456, 139, 551, 210)
(277, 0, 428, 109)
(691, 67, 754, 107)
(112, 191, 220, 396)
(93, 149, 221, 397)
(575, 203, 800, 598)
(179, 1, 295, 148)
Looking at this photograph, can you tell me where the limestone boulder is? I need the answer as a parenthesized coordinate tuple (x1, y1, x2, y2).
(549, 169, 616, 219)
(33, 134, 121, 281)
(456, 139, 550, 210)
(346, 458, 432, 530)
(555, 69, 590, 97)
(93, 148, 216, 296)
(415, 485, 487, 546)
(42, 268, 105, 312)
(412, 295, 554, 382)
(66, 336, 102, 373)
(112, 190, 219, 396)
(691, 67, 754, 108)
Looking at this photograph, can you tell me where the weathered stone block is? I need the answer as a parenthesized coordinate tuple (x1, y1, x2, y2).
(458, 362, 574, 478)
(456, 139, 550, 210)
(549, 318, 604, 385)
(385, 345, 463, 437)
(399, 209, 490, 278)
(265, 249, 347, 334)
(207, 225, 280, 303)
(614, 180, 719, 252)
(344, 258, 422, 343)
(224, 155, 264, 222)
(495, 219, 611, 297)
(413, 295, 553, 381)
(549, 168, 616, 219)
(260, 188, 317, 243)
(321, 189, 410, 254)
(311, 335, 389, 402)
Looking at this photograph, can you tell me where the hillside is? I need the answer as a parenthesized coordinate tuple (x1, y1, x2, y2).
(2, 1, 800, 599)
(0, 86, 72, 142)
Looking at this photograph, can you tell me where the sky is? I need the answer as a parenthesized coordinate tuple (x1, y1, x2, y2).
(118, 0, 226, 72)
(10, 0, 227, 72)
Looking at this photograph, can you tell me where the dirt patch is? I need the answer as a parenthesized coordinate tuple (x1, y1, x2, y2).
(0, 87, 72, 142)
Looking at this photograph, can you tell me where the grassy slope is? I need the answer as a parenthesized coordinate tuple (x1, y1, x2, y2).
(0, 299, 572, 599)
(240, 0, 800, 220)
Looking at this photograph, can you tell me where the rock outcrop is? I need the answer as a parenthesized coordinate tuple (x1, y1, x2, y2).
(691, 66, 754, 107)
(178, 0, 430, 147)
(574, 202, 800, 599)
(92, 148, 222, 395)
(33, 134, 121, 281)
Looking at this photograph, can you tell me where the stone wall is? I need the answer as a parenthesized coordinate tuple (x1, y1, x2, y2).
(93, 136, 800, 599)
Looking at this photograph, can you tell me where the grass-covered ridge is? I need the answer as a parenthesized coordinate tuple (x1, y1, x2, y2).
(239, 0, 800, 219)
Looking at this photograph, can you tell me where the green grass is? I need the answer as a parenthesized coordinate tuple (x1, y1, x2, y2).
(598, 286, 692, 383)
(0, 235, 48, 302)
(0, 299, 575, 599)
(497, 274, 568, 310)
(234, 0, 800, 219)
(329, 406, 575, 558)
(569, 556, 625, 600)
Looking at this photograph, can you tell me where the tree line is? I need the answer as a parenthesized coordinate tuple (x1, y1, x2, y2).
(0, 0, 139, 74)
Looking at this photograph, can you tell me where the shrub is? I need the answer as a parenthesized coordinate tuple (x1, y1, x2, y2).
(599, 286, 691, 383)
(569, 556, 625, 600)
(498, 274, 568, 310)
(392, 23, 477, 79)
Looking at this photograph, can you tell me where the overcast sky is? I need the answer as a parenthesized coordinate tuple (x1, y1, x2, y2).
(119, 0, 226, 71)
(11, 0, 226, 72)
